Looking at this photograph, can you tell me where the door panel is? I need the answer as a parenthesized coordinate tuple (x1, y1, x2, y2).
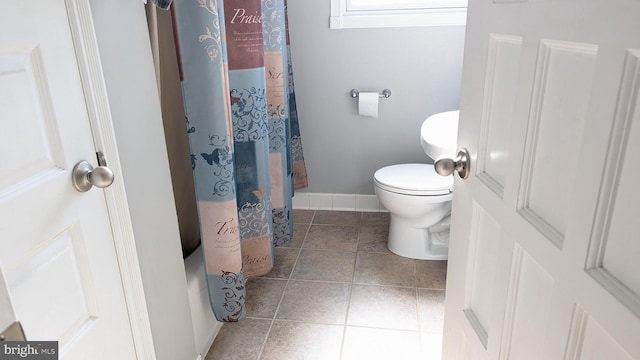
(586, 49, 640, 305)
(499, 246, 554, 360)
(566, 309, 634, 360)
(6, 225, 98, 343)
(0, 49, 64, 190)
(462, 203, 501, 348)
(476, 34, 522, 196)
(444, 0, 640, 358)
(0, 267, 15, 333)
(517, 40, 597, 248)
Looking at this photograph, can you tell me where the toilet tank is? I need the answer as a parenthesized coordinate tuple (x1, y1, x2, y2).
(420, 110, 459, 160)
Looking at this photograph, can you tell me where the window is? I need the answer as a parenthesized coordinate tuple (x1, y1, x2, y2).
(330, 0, 467, 29)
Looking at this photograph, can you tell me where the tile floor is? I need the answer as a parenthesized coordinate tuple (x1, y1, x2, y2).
(205, 210, 447, 360)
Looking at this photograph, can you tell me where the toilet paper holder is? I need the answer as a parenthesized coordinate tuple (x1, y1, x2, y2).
(349, 89, 392, 99)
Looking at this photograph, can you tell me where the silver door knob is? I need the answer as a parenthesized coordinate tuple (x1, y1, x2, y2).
(72, 160, 114, 192)
(434, 148, 471, 180)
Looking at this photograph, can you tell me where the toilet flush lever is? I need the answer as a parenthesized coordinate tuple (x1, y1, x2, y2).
(434, 148, 470, 180)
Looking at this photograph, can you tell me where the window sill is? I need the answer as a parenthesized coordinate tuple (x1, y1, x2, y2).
(329, 8, 467, 29)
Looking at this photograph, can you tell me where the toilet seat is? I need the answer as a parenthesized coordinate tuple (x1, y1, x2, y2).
(374, 163, 453, 196)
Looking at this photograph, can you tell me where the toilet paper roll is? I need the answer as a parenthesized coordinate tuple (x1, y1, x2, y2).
(358, 92, 379, 118)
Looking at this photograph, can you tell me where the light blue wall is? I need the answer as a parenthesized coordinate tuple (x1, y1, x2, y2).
(287, 0, 466, 195)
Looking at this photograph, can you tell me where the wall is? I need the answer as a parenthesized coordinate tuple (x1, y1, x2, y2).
(287, 0, 466, 196)
(89, 1, 199, 359)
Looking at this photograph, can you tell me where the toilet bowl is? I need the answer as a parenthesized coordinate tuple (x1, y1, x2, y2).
(374, 111, 459, 260)
(374, 164, 453, 260)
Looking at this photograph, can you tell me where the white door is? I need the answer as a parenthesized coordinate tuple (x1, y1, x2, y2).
(443, 0, 640, 358)
(0, 1, 138, 358)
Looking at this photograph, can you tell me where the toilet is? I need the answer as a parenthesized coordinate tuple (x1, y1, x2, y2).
(373, 111, 459, 260)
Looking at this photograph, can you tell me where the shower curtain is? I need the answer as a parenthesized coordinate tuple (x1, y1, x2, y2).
(171, 0, 307, 322)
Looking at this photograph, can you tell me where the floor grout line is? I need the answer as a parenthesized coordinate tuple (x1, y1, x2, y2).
(337, 212, 365, 359)
(255, 213, 312, 359)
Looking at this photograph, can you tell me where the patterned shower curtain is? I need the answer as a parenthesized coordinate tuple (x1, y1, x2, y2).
(171, 0, 307, 322)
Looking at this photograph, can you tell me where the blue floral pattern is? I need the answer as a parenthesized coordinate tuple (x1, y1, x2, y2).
(196, 0, 223, 65)
(268, 118, 287, 152)
(262, 0, 283, 51)
(238, 197, 272, 239)
(231, 87, 269, 142)
(272, 208, 291, 246)
(220, 270, 245, 322)
(200, 135, 235, 197)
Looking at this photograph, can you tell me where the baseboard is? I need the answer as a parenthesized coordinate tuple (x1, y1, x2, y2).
(292, 192, 387, 212)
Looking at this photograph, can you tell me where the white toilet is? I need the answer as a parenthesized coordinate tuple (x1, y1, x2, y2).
(373, 111, 459, 260)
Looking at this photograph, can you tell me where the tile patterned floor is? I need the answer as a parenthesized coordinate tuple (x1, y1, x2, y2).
(205, 210, 447, 360)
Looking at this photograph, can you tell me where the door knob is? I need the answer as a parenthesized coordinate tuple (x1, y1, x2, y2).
(72, 160, 114, 192)
(434, 148, 471, 180)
